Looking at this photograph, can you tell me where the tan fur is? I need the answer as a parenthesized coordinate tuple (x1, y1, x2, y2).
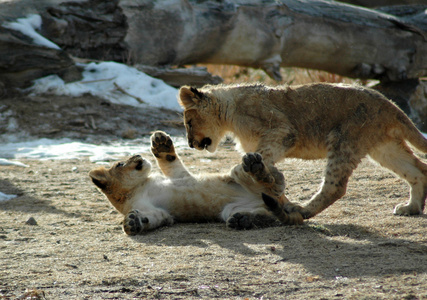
(89, 131, 290, 235)
(179, 82, 427, 222)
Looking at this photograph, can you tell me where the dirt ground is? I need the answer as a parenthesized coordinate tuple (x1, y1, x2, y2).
(1, 94, 427, 299)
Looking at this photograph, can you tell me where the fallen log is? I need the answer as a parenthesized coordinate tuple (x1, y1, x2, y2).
(0, 25, 78, 89)
(2, 0, 427, 83)
(0, 0, 426, 129)
(28, 0, 426, 82)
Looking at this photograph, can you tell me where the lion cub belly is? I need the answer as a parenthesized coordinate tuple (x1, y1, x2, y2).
(285, 143, 328, 160)
(237, 136, 328, 160)
(135, 177, 249, 223)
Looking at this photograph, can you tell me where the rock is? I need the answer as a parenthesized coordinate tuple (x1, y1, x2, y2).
(409, 80, 427, 132)
(373, 79, 427, 132)
(25, 216, 38, 225)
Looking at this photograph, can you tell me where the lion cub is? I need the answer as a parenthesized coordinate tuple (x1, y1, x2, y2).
(179, 82, 427, 223)
(89, 131, 285, 235)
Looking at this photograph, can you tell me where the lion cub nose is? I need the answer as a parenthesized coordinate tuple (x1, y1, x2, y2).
(200, 138, 212, 148)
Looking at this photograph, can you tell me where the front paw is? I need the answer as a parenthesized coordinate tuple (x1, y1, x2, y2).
(123, 210, 149, 236)
(151, 131, 176, 161)
(242, 153, 274, 184)
(284, 204, 310, 221)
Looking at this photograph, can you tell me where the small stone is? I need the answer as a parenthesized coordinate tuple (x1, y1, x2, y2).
(25, 217, 38, 226)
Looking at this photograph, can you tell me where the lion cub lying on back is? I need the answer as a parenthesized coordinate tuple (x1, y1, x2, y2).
(179, 82, 427, 223)
(89, 131, 291, 235)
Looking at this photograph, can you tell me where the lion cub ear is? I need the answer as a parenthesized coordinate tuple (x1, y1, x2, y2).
(179, 86, 203, 109)
(89, 168, 111, 191)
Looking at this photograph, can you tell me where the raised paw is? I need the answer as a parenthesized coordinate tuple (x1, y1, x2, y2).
(226, 213, 253, 230)
(242, 153, 274, 184)
(151, 131, 176, 161)
(123, 210, 149, 236)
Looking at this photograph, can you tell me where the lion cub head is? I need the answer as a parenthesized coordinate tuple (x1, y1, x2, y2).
(179, 86, 226, 153)
(89, 155, 151, 214)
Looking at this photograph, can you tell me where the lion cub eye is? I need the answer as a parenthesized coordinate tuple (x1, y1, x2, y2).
(116, 162, 125, 168)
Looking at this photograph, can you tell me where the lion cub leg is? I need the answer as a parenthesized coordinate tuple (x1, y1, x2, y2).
(369, 141, 427, 215)
(151, 131, 193, 178)
(123, 208, 174, 235)
(222, 153, 286, 229)
(229, 153, 303, 225)
(298, 152, 362, 219)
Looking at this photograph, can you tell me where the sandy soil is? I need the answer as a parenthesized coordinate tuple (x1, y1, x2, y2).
(1, 94, 427, 299)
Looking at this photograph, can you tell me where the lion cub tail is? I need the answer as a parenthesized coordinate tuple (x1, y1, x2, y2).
(395, 113, 427, 153)
(262, 193, 304, 225)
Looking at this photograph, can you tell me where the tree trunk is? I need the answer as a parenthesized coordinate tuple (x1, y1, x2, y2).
(30, 0, 426, 82)
(1, 0, 426, 83)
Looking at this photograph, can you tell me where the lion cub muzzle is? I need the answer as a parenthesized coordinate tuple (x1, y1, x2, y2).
(189, 137, 212, 150)
(126, 155, 144, 170)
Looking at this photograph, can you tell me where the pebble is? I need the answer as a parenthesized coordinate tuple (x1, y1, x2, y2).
(25, 217, 38, 225)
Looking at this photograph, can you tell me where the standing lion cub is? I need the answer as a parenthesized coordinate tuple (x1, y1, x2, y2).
(179, 82, 427, 223)
(89, 131, 291, 235)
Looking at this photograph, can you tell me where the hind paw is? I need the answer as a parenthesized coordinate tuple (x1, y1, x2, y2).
(226, 213, 253, 230)
(151, 131, 176, 161)
(262, 194, 305, 225)
(227, 212, 280, 229)
(123, 210, 149, 235)
(393, 203, 423, 216)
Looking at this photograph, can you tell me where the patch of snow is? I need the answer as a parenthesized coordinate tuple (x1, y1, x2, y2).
(3, 14, 60, 49)
(0, 137, 188, 161)
(0, 158, 29, 167)
(30, 62, 181, 111)
(0, 192, 17, 202)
